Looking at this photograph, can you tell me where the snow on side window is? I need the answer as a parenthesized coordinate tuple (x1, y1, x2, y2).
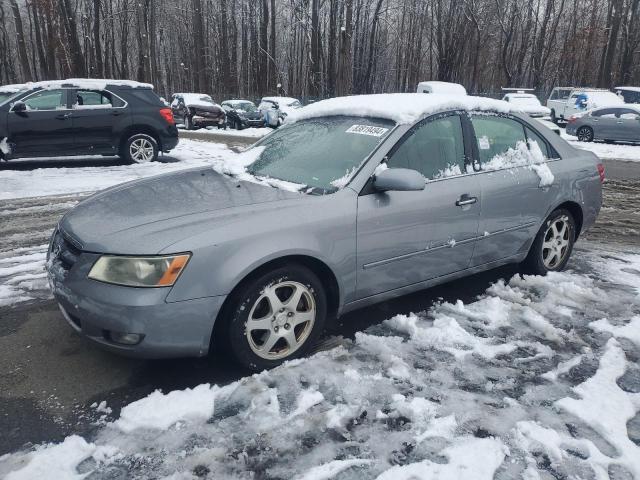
(482, 140, 553, 187)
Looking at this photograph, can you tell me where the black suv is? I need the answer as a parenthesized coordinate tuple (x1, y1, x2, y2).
(0, 79, 178, 163)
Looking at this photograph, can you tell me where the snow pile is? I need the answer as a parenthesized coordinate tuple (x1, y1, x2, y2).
(287, 93, 515, 125)
(483, 139, 554, 187)
(0, 137, 10, 155)
(172, 93, 218, 109)
(3, 247, 640, 479)
(0, 244, 50, 307)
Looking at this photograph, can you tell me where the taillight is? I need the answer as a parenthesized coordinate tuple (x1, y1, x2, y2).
(597, 163, 605, 183)
(567, 115, 577, 123)
(159, 107, 175, 125)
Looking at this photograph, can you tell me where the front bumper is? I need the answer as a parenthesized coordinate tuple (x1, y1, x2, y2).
(242, 118, 265, 128)
(192, 115, 225, 127)
(47, 231, 225, 359)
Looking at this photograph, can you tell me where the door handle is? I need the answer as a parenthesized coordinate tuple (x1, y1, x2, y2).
(56, 113, 71, 120)
(111, 111, 123, 116)
(616, 120, 623, 124)
(456, 194, 477, 207)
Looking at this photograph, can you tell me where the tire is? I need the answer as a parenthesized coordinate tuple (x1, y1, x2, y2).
(223, 264, 327, 371)
(121, 133, 158, 164)
(550, 109, 557, 125)
(521, 209, 576, 275)
(184, 114, 193, 130)
(577, 126, 594, 142)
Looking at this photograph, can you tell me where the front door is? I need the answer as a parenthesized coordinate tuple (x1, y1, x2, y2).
(356, 113, 481, 299)
(71, 89, 126, 154)
(7, 89, 73, 156)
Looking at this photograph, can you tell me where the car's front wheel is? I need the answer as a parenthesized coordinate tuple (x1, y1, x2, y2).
(577, 126, 594, 142)
(122, 134, 158, 164)
(522, 209, 576, 275)
(224, 264, 327, 371)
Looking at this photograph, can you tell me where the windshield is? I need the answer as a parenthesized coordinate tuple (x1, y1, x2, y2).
(509, 95, 541, 107)
(247, 116, 395, 192)
(232, 101, 257, 112)
(0, 91, 21, 105)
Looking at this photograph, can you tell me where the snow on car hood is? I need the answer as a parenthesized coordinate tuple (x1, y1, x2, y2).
(287, 93, 515, 125)
(3, 245, 640, 478)
(59, 166, 301, 254)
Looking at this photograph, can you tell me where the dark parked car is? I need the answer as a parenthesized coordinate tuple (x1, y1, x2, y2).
(171, 93, 226, 130)
(566, 106, 640, 144)
(0, 79, 178, 163)
(221, 100, 264, 129)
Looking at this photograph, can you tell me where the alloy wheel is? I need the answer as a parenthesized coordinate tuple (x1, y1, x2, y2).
(577, 127, 593, 142)
(542, 215, 571, 269)
(129, 138, 155, 163)
(245, 281, 316, 360)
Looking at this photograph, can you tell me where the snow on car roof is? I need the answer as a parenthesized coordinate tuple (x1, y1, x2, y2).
(615, 86, 640, 92)
(417, 81, 467, 95)
(25, 78, 154, 90)
(0, 83, 28, 93)
(287, 93, 515, 125)
(261, 96, 300, 105)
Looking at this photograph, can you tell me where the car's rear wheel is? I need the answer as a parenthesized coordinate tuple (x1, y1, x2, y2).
(522, 209, 576, 275)
(577, 126, 594, 142)
(550, 109, 557, 124)
(224, 264, 327, 371)
(122, 134, 158, 164)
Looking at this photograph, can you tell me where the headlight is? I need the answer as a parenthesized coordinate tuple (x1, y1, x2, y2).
(88, 254, 191, 287)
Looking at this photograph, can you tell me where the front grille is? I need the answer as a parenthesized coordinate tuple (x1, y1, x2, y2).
(50, 229, 82, 272)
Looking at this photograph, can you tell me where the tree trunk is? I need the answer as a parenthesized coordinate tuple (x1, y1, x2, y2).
(10, 0, 32, 81)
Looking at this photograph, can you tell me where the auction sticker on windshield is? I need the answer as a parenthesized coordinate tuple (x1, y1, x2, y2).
(345, 125, 389, 137)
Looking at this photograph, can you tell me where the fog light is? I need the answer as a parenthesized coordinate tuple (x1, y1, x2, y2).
(109, 331, 143, 345)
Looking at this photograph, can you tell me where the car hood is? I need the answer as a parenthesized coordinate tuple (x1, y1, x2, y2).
(60, 167, 302, 254)
(188, 103, 223, 114)
(518, 105, 551, 116)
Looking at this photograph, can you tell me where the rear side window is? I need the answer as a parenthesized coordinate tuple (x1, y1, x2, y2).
(387, 114, 466, 180)
(619, 109, 640, 120)
(592, 108, 617, 118)
(74, 90, 125, 108)
(471, 115, 527, 165)
(525, 127, 550, 158)
(125, 89, 163, 106)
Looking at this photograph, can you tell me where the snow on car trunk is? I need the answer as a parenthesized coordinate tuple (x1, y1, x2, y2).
(1, 242, 639, 479)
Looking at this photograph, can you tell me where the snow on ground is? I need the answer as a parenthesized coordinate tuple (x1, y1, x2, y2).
(198, 126, 272, 138)
(0, 139, 234, 200)
(562, 130, 640, 161)
(1, 241, 639, 479)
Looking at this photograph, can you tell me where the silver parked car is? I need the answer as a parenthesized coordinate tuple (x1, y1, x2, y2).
(47, 94, 603, 370)
(566, 105, 640, 144)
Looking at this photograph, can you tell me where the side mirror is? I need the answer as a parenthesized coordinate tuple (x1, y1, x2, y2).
(373, 168, 425, 192)
(11, 101, 26, 113)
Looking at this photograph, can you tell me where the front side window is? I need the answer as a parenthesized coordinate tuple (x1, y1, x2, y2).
(592, 108, 617, 118)
(387, 114, 466, 180)
(22, 89, 66, 111)
(247, 116, 394, 192)
(471, 115, 527, 165)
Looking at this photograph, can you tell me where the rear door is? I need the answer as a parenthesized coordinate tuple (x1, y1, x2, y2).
(616, 109, 640, 142)
(70, 89, 128, 154)
(593, 108, 621, 139)
(7, 89, 73, 156)
(468, 113, 558, 266)
(356, 112, 481, 298)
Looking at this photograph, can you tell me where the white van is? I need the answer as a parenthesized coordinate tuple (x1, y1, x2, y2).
(416, 81, 467, 95)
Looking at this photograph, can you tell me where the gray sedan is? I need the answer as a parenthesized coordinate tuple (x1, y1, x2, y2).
(566, 105, 640, 143)
(47, 94, 603, 370)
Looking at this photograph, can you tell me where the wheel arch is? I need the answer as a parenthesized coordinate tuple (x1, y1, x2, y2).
(120, 125, 161, 152)
(552, 200, 584, 239)
(211, 254, 342, 345)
